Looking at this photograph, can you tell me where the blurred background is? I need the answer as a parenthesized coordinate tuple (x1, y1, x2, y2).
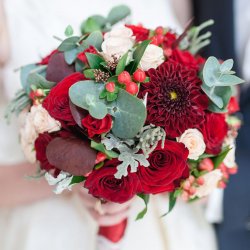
(0, 0, 249, 250)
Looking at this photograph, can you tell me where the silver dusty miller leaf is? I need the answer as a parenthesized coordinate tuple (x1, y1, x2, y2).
(115, 148, 149, 179)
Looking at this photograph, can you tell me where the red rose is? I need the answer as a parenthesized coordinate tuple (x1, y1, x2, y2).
(84, 159, 140, 203)
(137, 140, 189, 194)
(77, 46, 97, 65)
(228, 97, 240, 114)
(81, 114, 112, 138)
(35, 132, 56, 171)
(198, 113, 228, 155)
(125, 24, 149, 42)
(43, 72, 86, 127)
(170, 49, 205, 71)
(38, 50, 58, 65)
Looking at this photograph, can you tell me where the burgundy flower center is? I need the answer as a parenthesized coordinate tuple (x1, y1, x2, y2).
(160, 83, 190, 114)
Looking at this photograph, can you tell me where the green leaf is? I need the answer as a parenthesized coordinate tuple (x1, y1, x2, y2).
(161, 192, 177, 217)
(212, 146, 231, 168)
(58, 36, 80, 52)
(95, 162, 104, 170)
(106, 92, 118, 102)
(116, 52, 128, 75)
(85, 53, 105, 69)
(69, 80, 107, 119)
(20, 64, 39, 93)
(64, 46, 84, 65)
(107, 5, 131, 25)
(127, 40, 151, 74)
(27, 72, 56, 91)
(82, 17, 101, 33)
(91, 141, 119, 158)
(84, 31, 103, 51)
(83, 69, 95, 79)
(136, 194, 150, 220)
(110, 89, 147, 139)
(220, 59, 233, 72)
(64, 25, 74, 37)
(70, 176, 86, 185)
(89, 101, 108, 119)
(218, 74, 245, 86)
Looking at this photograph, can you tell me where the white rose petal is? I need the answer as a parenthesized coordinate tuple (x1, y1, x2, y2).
(139, 44, 164, 71)
(177, 128, 206, 160)
(30, 105, 61, 134)
(193, 170, 223, 198)
(101, 26, 135, 60)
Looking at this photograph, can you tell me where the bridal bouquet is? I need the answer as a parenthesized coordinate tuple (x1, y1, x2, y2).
(6, 5, 243, 249)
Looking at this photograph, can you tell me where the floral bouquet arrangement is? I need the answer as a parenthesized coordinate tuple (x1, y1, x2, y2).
(6, 5, 244, 250)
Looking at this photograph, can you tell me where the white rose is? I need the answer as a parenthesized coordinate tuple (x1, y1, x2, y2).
(30, 105, 61, 134)
(177, 128, 206, 160)
(193, 170, 223, 198)
(139, 44, 164, 71)
(101, 26, 135, 60)
(20, 113, 38, 163)
(223, 143, 236, 168)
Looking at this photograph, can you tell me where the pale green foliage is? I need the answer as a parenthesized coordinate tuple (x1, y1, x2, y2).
(202, 56, 244, 112)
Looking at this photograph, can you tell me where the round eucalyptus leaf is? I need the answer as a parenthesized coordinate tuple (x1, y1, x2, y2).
(89, 102, 107, 119)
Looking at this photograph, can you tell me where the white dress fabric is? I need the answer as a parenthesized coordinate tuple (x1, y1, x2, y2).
(0, 0, 217, 249)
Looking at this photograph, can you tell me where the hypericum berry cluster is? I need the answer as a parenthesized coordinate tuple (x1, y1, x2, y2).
(117, 69, 146, 95)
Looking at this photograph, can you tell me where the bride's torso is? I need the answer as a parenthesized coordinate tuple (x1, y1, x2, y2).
(1, 1, 217, 250)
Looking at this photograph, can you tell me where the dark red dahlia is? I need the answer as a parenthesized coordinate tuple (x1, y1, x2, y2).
(140, 61, 209, 138)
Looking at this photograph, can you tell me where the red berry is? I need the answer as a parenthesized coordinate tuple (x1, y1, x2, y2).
(155, 26, 164, 35)
(133, 69, 146, 82)
(95, 152, 107, 164)
(189, 187, 196, 196)
(164, 48, 172, 57)
(105, 82, 115, 93)
(188, 175, 195, 184)
(228, 166, 238, 175)
(199, 158, 214, 172)
(183, 180, 191, 191)
(125, 82, 139, 95)
(118, 71, 131, 84)
(218, 181, 227, 189)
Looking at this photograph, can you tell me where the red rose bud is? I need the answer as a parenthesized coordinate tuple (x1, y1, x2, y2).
(197, 176, 205, 186)
(125, 82, 139, 95)
(228, 97, 240, 114)
(118, 71, 131, 84)
(133, 69, 146, 82)
(155, 26, 164, 35)
(95, 152, 107, 164)
(199, 158, 214, 172)
(105, 82, 116, 93)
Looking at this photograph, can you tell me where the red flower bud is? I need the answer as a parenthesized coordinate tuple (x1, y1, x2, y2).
(155, 26, 164, 35)
(118, 71, 131, 84)
(133, 69, 146, 82)
(105, 82, 115, 93)
(95, 152, 107, 164)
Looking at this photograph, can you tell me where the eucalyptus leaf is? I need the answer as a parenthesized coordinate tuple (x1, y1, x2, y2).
(58, 36, 80, 52)
(111, 89, 147, 139)
(203, 56, 220, 87)
(107, 5, 131, 25)
(64, 25, 74, 37)
(82, 17, 101, 33)
(218, 74, 245, 86)
(20, 64, 39, 93)
(220, 59, 233, 72)
(64, 46, 84, 65)
(84, 31, 103, 51)
(85, 53, 105, 69)
(69, 80, 107, 119)
(27, 72, 56, 91)
(127, 40, 150, 74)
